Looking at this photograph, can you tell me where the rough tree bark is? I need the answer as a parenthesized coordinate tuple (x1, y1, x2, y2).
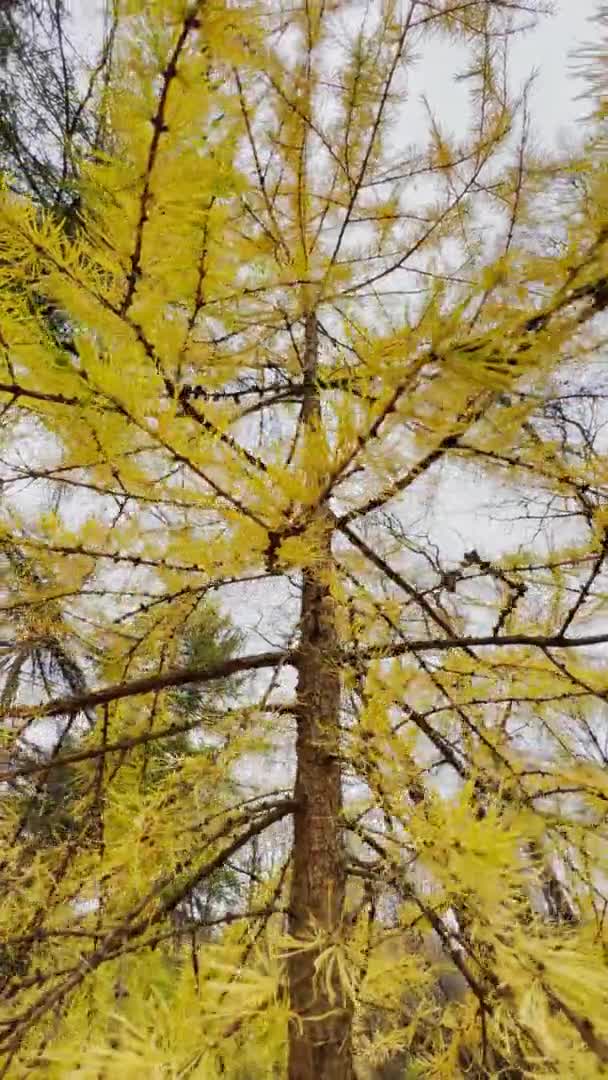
(287, 312, 353, 1079)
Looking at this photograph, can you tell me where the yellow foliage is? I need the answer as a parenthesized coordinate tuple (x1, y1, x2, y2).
(0, 0, 607, 1076)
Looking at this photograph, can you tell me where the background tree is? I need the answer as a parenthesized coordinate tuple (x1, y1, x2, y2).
(0, 1, 607, 1079)
(0, 547, 246, 982)
(0, 0, 114, 215)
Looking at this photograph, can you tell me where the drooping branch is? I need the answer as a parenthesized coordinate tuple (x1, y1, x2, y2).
(0, 705, 293, 783)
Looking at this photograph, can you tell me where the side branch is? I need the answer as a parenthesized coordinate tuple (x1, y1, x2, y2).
(4, 628, 608, 725)
(2, 649, 289, 722)
(360, 631, 608, 660)
(0, 705, 293, 782)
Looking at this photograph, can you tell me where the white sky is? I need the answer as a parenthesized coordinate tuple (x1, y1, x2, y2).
(412, 0, 599, 139)
(70, 0, 600, 133)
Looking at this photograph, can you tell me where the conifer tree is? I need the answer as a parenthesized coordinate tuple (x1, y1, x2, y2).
(0, 2, 607, 1078)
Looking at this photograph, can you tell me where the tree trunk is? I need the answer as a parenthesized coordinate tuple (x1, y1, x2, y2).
(287, 313, 353, 1079)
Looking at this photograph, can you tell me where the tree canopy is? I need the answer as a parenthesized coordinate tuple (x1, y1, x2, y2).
(0, 1, 607, 1077)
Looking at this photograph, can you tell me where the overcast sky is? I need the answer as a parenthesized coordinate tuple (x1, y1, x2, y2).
(72, 0, 599, 134)
(415, 0, 598, 140)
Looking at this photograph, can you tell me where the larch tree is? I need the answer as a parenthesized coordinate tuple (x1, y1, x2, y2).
(0, 1, 607, 1078)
